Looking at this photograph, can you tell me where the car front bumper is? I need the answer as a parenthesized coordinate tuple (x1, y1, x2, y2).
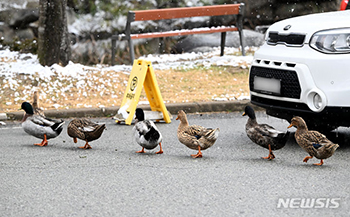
(249, 44, 350, 127)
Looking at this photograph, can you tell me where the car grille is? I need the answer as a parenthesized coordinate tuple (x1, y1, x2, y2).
(267, 32, 306, 46)
(249, 66, 301, 99)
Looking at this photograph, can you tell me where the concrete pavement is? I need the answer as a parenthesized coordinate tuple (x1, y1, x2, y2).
(1, 111, 349, 216)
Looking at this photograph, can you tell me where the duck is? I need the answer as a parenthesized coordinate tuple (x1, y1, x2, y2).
(67, 118, 106, 149)
(20, 102, 64, 146)
(176, 110, 219, 158)
(32, 91, 45, 117)
(242, 106, 290, 160)
(133, 108, 163, 154)
(288, 116, 339, 166)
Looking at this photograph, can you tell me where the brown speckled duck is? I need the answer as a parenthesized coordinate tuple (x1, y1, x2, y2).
(243, 106, 290, 160)
(288, 116, 339, 166)
(67, 118, 106, 149)
(176, 110, 219, 158)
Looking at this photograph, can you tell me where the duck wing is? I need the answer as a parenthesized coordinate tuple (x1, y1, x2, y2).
(184, 125, 206, 137)
(260, 124, 289, 144)
(67, 120, 86, 140)
(75, 119, 100, 132)
(177, 125, 204, 148)
(300, 130, 330, 145)
(180, 125, 219, 149)
(68, 118, 105, 141)
(134, 120, 153, 136)
(84, 124, 106, 142)
(247, 122, 289, 150)
(30, 115, 57, 127)
(24, 115, 64, 139)
(297, 130, 333, 154)
(256, 124, 282, 137)
(134, 120, 161, 146)
(247, 123, 278, 141)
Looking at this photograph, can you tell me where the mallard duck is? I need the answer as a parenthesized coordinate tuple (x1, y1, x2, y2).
(288, 116, 339, 166)
(242, 106, 290, 160)
(176, 110, 219, 158)
(20, 102, 64, 146)
(32, 91, 45, 117)
(133, 108, 163, 154)
(67, 118, 106, 149)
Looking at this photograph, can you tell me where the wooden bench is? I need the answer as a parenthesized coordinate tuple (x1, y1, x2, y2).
(111, 3, 245, 65)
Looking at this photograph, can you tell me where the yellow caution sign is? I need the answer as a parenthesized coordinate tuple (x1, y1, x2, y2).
(117, 59, 171, 125)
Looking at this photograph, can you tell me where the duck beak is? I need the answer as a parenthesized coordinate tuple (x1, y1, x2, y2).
(176, 115, 179, 120)
(287, 123, 293, 129)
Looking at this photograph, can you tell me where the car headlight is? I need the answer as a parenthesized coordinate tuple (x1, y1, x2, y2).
(309, 28, 350, 54)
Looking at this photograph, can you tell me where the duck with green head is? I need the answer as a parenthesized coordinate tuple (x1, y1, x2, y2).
(21, 102, 64, 146)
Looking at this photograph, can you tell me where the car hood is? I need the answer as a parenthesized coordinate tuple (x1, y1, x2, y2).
(266, 10, 350, 43)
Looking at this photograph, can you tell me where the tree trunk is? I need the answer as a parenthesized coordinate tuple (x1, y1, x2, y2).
(38, 0, 71, 66)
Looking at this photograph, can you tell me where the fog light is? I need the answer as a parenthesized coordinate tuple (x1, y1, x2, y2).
(313, 93, 322, 109)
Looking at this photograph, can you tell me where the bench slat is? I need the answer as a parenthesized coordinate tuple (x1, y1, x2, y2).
(134, 4, 241, 21)
(130, 26, 238, 39)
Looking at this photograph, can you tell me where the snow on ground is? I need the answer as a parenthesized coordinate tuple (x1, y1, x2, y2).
(0, 47, 255, 111)
(0, 46, 255, 79)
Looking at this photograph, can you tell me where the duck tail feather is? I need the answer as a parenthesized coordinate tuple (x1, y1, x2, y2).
(51, 121, 65, 132)
(277, 131, 290, 145)
(94, 124, 106, 135)
(206, 128, 220, 140)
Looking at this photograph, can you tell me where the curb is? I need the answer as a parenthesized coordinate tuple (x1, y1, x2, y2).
(0, 113, 7, 121)
(5, 100, 260, 121)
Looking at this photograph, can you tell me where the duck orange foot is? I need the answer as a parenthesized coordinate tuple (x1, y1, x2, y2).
(191, 146, 202, 158)
(303, 156, 313, 163)
(34, 141, 48, 146)
(262, 144, 275, 160)
(155, 143, 163, 154)
(34, 135, 48, 146)
(191, 153, 203, 158)
(136, 147, 145, 153)
(79, 142, 92, 149)
(313, 159, 324, 166)
(262, 153, 275, 160)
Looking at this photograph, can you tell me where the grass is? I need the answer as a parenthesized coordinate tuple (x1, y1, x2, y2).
(0, 65, 249, 113)
(156, 66, 249, 102)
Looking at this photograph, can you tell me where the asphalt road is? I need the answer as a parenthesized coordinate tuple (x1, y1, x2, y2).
(1, 111, 349, 216)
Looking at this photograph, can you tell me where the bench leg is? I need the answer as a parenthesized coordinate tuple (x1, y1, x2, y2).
(239, 29, 245, 56)
(220, 32, 226, 56)
(237, 12, 245, 56)
(111, 37, 116, 66)
(128, 39, 135, 63)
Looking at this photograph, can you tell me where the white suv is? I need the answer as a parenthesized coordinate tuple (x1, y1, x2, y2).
(249, 10, 350, 131)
